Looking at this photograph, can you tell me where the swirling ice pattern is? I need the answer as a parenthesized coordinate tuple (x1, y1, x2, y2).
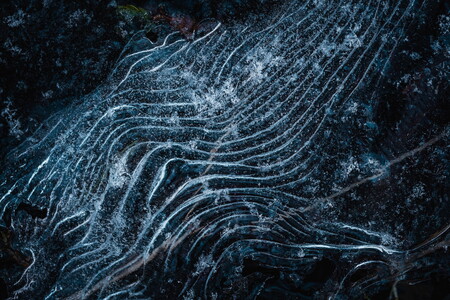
(0, 0, 446, 299)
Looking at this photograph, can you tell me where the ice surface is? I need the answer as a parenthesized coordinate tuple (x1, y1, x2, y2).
(0, 0, 448, 299)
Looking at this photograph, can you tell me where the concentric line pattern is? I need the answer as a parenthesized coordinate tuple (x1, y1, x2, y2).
(0, 0, 446, 298)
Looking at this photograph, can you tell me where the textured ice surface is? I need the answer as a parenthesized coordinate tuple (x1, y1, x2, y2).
(0, 0, 448, 298)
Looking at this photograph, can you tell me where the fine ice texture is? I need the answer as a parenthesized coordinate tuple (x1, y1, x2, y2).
(0, 0, 448, 299)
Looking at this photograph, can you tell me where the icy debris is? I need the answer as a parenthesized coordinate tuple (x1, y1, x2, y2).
(109, 156, 129, 188)
(5, 10, 27, 28)
(1, 99, 24, 139)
